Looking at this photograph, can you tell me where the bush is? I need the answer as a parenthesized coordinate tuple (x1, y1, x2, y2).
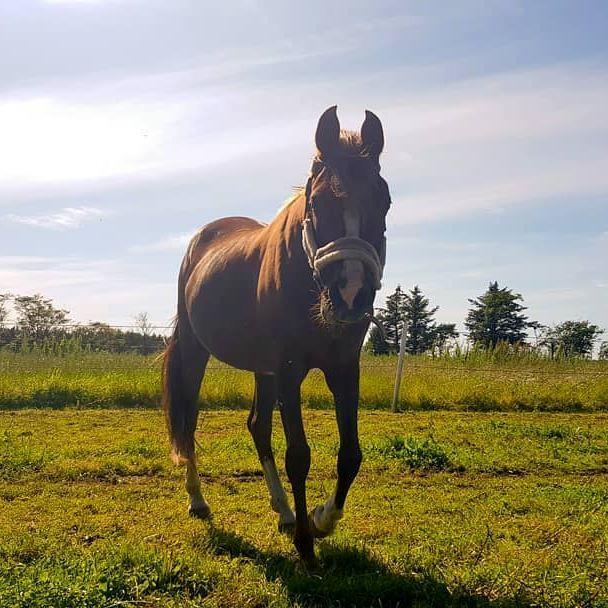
(369, 435, 453, 472)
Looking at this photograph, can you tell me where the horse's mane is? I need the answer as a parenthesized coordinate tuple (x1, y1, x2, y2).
(274, 188, 304, 218)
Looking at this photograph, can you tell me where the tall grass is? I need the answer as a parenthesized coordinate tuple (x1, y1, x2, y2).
(0, 349, 607, 411)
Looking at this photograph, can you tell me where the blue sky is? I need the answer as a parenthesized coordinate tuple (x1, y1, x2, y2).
(0, 0, 607, 335)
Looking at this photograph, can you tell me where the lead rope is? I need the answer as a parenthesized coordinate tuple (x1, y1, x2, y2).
(365, 312, 387, 342)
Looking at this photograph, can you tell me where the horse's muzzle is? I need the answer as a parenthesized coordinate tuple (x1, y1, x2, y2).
(324, 280, 375, 324)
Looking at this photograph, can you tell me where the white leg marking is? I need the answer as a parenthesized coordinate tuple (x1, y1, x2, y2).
(186, 460, 209, 511)
(262, 458, 295, 524)
(313, 494, 343, 534)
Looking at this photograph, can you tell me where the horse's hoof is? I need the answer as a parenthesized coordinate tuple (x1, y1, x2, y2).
(278, 520, 296, 536)
(300, 553, 320, 572)
(294, 532, 316, 569)
(188, 503, 212, 520)
(296, 546, 318, 571)
(308, 507, 333, 539)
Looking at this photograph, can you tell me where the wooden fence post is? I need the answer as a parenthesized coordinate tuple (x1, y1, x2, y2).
(392, 324, 408, 412)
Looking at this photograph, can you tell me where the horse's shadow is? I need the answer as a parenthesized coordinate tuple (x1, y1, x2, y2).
(200, 524, 531, 608)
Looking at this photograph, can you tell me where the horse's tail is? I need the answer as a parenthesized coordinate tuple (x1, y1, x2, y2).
(162, 319, 196, 464)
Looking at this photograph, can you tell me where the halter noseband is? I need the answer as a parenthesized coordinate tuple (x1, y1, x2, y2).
(301, 160, 386, 291)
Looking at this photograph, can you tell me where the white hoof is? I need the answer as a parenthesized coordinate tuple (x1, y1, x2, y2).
(309, 497, 343, 538)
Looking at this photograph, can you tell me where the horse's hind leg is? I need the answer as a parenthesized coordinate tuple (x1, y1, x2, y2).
(248, 373, 296, 531)
(162, 319, 211, 518)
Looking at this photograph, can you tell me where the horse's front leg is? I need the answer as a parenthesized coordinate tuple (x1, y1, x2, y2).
(309, 361, 362, 538)
(247, 373, 295, 532)
(278, 362, 315, 566)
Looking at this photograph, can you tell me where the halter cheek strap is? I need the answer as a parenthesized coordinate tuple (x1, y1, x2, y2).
(301, 170, 386, 291)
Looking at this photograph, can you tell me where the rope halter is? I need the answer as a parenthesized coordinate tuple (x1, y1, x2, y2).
(301, 164, 386, 291)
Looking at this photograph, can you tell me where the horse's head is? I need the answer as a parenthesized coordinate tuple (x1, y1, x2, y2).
(303, 106, 391, 325)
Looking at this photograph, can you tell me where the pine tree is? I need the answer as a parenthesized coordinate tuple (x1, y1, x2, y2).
(403, 285, 438, 354)
(377, 285, 406, 352)
(465, 282, 529, 348)
(367, 285, 459, 355)
(367, 324, 390, 355)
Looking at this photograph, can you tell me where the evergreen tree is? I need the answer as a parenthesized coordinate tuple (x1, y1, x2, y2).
(367, 324, 390, 355)
(367, 285, 459, 356)
(403, 285, 438, 354)
(465, 282, 529, 348)
(376, 285, 406, 353)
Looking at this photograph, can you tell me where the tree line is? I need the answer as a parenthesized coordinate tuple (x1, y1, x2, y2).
(367, 281, 607, 359)
(0, 293, 165, 354)
(1, 287, 606, 359)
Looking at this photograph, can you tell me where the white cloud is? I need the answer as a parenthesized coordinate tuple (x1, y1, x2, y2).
(0, 255, 175, 325)
(130, 232, 193, 253)
(4, 206, 109, 229)
(383, 62, 608, 148)
(0, 96, 183, 193)
(388, 156, 608, 225)
(0, 255, 113, 287)
(375, 63, 608, 224)
(3, 58, 606, 223)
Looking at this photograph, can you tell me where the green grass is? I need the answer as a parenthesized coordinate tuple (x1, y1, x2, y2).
(368, 435, 454, 471)
(1, 408, 607, 607)
(1, 350, 607, 411)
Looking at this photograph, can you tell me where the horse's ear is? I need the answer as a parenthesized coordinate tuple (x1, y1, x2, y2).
(315, 105, 340, 157)
(361, 110, 384, 157)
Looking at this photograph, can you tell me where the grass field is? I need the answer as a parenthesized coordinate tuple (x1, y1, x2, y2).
(1, 351, 608, 412)
(1, 407, 607, 607)
(1, 352, 607, 606)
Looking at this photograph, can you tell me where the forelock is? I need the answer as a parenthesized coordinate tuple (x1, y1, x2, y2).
(317, 130, 375, 198)
(338, 130, 366, 157)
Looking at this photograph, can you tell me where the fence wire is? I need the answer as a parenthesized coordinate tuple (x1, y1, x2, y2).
(1, 323, 607, 377)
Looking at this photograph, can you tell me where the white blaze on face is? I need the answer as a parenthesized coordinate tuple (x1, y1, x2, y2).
(339, 203, 364, 309)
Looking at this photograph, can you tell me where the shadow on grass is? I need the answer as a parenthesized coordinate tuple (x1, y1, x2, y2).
(202, 524, 532, 608)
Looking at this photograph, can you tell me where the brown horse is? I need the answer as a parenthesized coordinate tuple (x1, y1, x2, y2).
(162, 106, 391, 565)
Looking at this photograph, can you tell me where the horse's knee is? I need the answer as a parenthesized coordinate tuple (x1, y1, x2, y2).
(285, 443, 311, 483)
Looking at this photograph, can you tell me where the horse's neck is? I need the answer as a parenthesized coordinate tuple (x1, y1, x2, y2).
(268, 191, 305, 246)
(263, 191, 312, 285)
